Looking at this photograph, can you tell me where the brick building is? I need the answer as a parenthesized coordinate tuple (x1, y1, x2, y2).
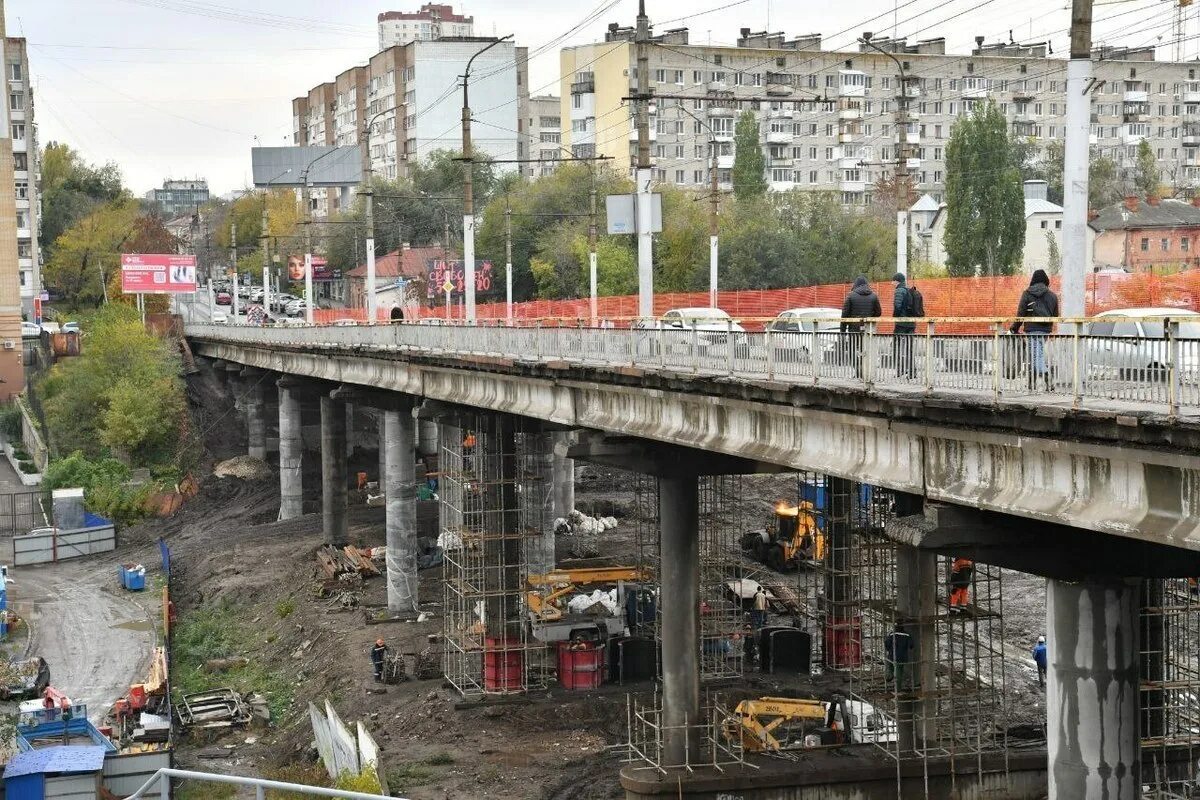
(1090, 195, 1200, 272)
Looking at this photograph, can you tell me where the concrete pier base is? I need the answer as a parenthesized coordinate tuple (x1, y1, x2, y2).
(243, 369, 266, 461)
(277, 378, 304, 521)
(418, 418, 438, 459)
(321, 395, 348, 546)
(1047, 577, 1140, 800)
(659, 473, 700, 766)
(384, 408, 417, 614)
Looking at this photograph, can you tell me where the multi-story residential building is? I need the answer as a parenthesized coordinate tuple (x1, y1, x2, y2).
(560, 26, 1200, 207)
(0, 7, 24, 394)
(378, 5, 473, 50)
(525, 95, 562, 177)
(7, 36, 36, 320)
(145, 179, 209, 218)
(292, 38, 527, 218)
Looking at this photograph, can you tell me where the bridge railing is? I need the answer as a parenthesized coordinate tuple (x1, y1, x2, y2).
(186, 317, 1200, 415)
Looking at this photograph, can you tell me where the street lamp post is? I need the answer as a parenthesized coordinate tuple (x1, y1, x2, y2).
(675, 104, 722, 307)
(300, 148, 342, 325)
(861, 32, 911, 279)
(461, 35, 513, 323)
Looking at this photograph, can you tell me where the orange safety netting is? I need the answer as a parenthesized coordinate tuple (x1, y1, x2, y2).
(311, 271, 1200, 330)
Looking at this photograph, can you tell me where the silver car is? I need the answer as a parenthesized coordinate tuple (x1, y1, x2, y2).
(1084, 307, 1200, 380)
(767, 307, 842, 365)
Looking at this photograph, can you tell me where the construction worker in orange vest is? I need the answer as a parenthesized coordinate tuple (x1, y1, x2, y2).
(949, 557, 974, 612)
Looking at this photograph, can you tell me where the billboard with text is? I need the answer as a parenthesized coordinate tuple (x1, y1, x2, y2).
(120, 254, 197, 294)
(286, 255, 341, 283)
(425, 259, 495, 300)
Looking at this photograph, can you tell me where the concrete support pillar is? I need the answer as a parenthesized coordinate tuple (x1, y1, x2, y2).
(277, 378, 304, 521)
(895, 545, 938, 752)
(377, 417, 387, 492)
(551, 430, 575, 519)
(418, 419, 439, 459)
(529, 431, 555, 576)
(384, 408, 417, 614)
(320, 395, 348, 546)
(1047, 577, 1140, 800)
(224, 363, 242, 410)
(659, 473, 700, 767)
(243, 369, 266, 461)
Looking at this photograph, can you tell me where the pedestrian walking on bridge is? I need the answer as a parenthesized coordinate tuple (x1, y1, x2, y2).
(841, 276, 881, 378)
(1010, 269, 1059, 392)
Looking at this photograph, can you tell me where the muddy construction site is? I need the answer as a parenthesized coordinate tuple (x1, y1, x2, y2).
(125, 367, 1053, 799)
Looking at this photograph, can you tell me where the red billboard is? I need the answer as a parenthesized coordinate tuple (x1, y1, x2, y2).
(120, 254, 197, 294)
(426, 259, 494, 299)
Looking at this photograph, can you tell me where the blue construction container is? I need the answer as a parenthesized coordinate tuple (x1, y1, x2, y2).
(118, 564, 146, 591)
(799, 479, 873, 513)
(4, 745, 107, 800)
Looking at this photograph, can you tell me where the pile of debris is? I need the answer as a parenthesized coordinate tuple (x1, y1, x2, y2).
(553, 510, 619, 536)
(178, 689, 268, 730)
(315, 545, 380, 579)
(212, 456, 272, 481)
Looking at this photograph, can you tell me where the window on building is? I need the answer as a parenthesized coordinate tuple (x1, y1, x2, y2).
(675, 169, 685, 183)
(674, 70, 684, 84)
(14, 180, 26, 199)
(8, 91, 21, 112)
(693, 70, 703, 84)
(7, 62, 19, 81)
(1163, 238, 1170, 251)
(694, 169, 704, 183)
(12, 152, 25, 171)
(10, 123, 22, 140)
(15, 210, 26, 228)
(825, 146, 834, 160)
(1040, 220, 1048, 229)
(1184, 237, 1191, 252)
(16, 242, 29, 258)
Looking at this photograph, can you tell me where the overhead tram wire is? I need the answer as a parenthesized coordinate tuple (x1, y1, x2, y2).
(112, 0, 375, 37)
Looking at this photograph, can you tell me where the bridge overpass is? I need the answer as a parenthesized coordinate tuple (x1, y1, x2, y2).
(185, 320, 1200, 799)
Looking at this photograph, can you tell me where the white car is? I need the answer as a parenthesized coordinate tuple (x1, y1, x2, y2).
(40, 322, 60, 335)
(1084, 307, 1200, 380)
(210, 311, 229, 325)
(767, 307, 842, 364)
(648, 308, 747, 358)
(248, 288, 264, 302)
(20, 322, 39, 339)
(285, 300, 309, 317)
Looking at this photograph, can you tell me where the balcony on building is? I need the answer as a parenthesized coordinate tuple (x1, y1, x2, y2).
(708, 91, 736, 118)
(1123, 82, 1148, 104)
(766, 127, 792, 144)
(839, 70, 867, 98)
(840, 178, 866, 193)
(1120, 123, 1150, 144)
(570, 75, 595, 95)
(1013, 120, 1036, 138)
(1184, 81, 1200, 104)
(716, 154, 734, 170)
(765, 72, 793, 97)
(838, 99, 863, 120)
(628, 119, 658, 142)
(707, 80, 728, 93)
(961, 77, 988, 99)
(1184, 123, 1200, 147)
(894, 123, 920, 145)
(1123, 100, 1150, 124)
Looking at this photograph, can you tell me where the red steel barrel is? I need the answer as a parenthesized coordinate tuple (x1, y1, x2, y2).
(483, 637, 524, 693)
(557, 641, 605, 690)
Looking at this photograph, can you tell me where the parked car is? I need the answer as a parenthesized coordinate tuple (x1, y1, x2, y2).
(1084, 307, 1200, 380)
(210, 311, 229, 325)
(61, 321, 80, 334)
(40, 322, 60, 335)
(215, 291, 232, 306)
(20, 322, 40, 339)
(249, 288, 264, 302)
(644, 307, 747, 358)
(767, 307, 842, 364)
(285, 299, 308, 317)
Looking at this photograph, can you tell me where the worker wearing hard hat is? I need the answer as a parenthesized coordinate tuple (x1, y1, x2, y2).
(371, 639, 388, 682)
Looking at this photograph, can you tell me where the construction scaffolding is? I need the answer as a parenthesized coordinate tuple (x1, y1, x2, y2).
(1140, 578, 1200, 796)
(622, 690, 757, 774)
(441, 415, 551, 698)
(699, 475, 745, 680)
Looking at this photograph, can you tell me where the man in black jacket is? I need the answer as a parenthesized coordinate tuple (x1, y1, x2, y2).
(1010, 269, 1059, 391)
(892, 272, 916, 379)
(841, 276, 881, 379)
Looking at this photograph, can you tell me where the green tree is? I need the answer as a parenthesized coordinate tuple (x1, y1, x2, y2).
(1134, 139, 1162, 198)
(44, 200, 140, 305)
(731, 111, 767, 200)
(40, 142, 127, 260)
(944, 101, 1026, 277)
(1038, 139, 1124, 208)
(1046, 229, 1062, 275)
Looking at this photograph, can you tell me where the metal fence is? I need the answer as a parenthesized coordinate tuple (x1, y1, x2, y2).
(0, 490, 47, 533)
(185, 318, 1200, 415)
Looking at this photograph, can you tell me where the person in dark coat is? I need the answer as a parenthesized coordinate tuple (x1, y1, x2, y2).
(884, 622, 913, 691)
(841, 276, 881, 378)
(389, 305, 404, 323)
(371, 638, 388, 682)
(892, 272, 916, 379)
(1010, 269, 1059, 391)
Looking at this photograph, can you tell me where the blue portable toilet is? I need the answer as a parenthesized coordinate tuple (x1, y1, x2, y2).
(4, 746, 106, 800)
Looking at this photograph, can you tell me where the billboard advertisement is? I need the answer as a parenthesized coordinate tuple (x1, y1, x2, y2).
(286, 255, 341, 283)
(120, 254, 197, 294)
(426, 259, 495, 300)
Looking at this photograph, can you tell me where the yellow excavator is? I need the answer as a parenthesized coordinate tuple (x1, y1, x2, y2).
(722, 694, 854, 752)
(740, 501, 825, 572)
(526, 566, 653, 642)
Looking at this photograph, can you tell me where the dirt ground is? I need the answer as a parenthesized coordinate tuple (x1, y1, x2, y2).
(141, 366, 1052, 798)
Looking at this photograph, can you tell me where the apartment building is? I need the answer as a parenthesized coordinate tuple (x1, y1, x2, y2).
(560, 27, 1200, 206)
(0, 9, 24, 395)
(144, 179, 209, 218)
(378, 5, 473, 50)
(292, 38, 526, 218)
(525, 95, 562, 177)
(6, 37, 35, 321)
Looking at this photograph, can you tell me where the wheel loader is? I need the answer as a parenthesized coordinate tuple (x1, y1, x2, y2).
(739, 501, 824, 572)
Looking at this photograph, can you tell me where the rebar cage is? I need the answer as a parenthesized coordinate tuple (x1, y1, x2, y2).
(441, 415, 552, 698)
(1141, 578, 1200, 797)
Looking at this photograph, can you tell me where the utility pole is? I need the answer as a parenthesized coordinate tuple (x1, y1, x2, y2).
(302, 185, 314, 324)
(589, 171, 598, 325)
(461, 35, 512, 323)
(634, 0, 654, 321)
(1061, 0, 1093, 320)
(362, 125, 377, 323)
(230, 221, 239, 322)
(862, 32, 909, 278)
(708, 135, 720, 307)
(261, 198, 270, 318)
(505, 197, 513, 325)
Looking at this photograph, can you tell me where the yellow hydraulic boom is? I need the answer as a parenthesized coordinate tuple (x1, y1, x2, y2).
(526, 567, 652, 621)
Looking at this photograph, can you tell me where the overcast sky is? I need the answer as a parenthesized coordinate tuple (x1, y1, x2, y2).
(9, 0, 1190, 196)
